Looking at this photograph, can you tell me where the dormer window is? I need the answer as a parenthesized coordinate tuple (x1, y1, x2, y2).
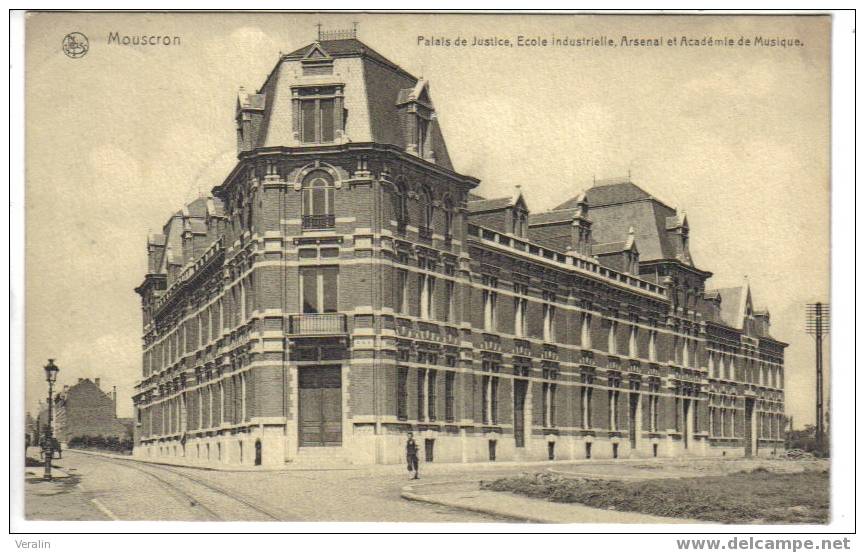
(417, 115, 430, 159)
(293, 86, 344, 144)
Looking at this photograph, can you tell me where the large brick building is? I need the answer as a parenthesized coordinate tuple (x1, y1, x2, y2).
(133, 33, 787, 467)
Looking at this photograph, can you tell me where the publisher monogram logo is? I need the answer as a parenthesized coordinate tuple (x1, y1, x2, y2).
(62, 32, 89, 59)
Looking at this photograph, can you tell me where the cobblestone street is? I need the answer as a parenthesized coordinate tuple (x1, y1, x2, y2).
(25, 450, 517, 522)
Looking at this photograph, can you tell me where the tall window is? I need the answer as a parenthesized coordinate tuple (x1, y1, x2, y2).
(300, 266, 338, 313)
(608, 319, 618, 355)
(395, 268, 408, 314)
(417, 116, 430, 158)
(393, 182, 408, 228)
(482, 276, 498, 331)
(419, 187, 433, 231)
(443, 198, 454, 239)
(417, 369, 426, 422)
(542, 381, 557, 428)
(427, 369, 437, 421)
(481, 375, 499, 425)
(444, 280, 455, 323)
(648, 326, 657, 362)
(445, 371, 455, 422)
(628, 317, 638, 358)
(609, 388, 620, 431)
(298, 87, 337, 143)
(514, 283, 528, 337)
(396, 367, 408, 420)
(302, 170, 335, 229)
(542, 291, 556, 342)
(580, 380, 593, 429)
(649, 382, 660, 432)
(581, 312, 592, 348)
(418, 258, 435, 320)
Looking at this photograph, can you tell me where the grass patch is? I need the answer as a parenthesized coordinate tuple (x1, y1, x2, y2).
(481, 468, 829, 524)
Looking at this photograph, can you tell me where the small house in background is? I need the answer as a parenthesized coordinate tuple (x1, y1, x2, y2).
(52, 378, 129, 443)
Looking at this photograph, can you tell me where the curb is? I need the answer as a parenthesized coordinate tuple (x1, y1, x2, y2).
(400, 480, 545, 523)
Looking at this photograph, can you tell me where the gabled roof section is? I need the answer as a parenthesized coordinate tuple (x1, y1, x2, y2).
(397, 79, 433, 107)
(467, 187, 527, 214)
(301, 42, 333, 61)
(709, 281, 753, 329)
(284, 38, 400, 72)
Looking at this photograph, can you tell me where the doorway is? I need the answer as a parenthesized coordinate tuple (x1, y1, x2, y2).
(298, 366, 343, 447)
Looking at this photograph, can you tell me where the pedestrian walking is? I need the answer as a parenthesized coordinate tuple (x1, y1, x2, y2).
(406, 432, 419, 479)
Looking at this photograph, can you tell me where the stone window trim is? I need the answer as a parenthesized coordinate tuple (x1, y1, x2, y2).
(290, 84, 346, 144)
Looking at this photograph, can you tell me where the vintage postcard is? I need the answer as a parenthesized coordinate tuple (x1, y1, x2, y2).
(14, 10, 843, 535)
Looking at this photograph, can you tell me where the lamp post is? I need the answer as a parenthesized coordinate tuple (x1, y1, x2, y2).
(42, 359, 59, 481)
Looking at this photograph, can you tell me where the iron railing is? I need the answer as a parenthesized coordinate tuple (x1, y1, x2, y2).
(288, 313, 347, 335)
(302, 214, 335, 230)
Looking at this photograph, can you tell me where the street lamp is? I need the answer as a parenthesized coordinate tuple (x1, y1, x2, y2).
(42, 359, 59, 481)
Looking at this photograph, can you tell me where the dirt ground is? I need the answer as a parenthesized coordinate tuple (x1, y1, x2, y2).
(482, 457, 830, 524)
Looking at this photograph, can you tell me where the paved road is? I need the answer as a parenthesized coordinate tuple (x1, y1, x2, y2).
(25, 450, 521, 522)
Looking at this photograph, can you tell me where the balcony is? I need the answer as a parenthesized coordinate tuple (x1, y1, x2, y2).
(302, 214, 335, 230)
(418, 226, 433, 242)
(288, 313, 347, 335)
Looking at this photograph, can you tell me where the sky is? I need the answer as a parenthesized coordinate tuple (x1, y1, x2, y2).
(23, 13, 830, 426)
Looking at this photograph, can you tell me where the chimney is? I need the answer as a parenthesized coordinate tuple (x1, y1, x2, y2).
(78, 378, 83, 383)
(95, 377, 101, 389)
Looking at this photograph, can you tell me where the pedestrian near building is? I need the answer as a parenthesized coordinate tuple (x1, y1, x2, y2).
(406, 432, 419, 480)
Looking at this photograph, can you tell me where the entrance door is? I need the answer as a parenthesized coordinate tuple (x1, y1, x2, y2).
(744, 398, 754, 457)
(513, 380, 527, 448)
(629, 393, 639, 449)
(298, 366, 343, 447)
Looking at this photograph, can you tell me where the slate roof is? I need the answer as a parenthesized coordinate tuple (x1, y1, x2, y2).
(591, 241, 630, 256)
(284, 39, 398, 70)
(708, 285, 751, 329)
(527, 180, 698, 265)
(243, 38, 454, 171)
(528, 209, 577, 226)
(468, 197, 515, 213)
(554, 180, 658, 210)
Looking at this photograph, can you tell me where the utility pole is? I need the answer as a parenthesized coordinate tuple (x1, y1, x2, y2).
(806, 303, 829, 454)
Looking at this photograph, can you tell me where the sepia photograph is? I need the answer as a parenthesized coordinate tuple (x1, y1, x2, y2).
(9, 8, 856, 543)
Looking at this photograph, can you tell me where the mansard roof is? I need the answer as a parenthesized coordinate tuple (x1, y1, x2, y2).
(554, 179, 659, 210)
(240, 37, 454, 170)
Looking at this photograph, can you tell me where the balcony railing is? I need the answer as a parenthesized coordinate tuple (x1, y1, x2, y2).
(288, 313, 347, 335)
(418, 226, 433, 242)
(302, 214, 336, 230)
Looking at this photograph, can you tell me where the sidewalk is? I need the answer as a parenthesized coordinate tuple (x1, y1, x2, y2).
(68, 447, 687, 474)
(401, 480, 702, 524)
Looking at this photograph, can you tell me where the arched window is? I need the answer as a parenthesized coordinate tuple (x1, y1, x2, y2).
(419, 187, 433, 229)
(442, 197, 454, 239)
(301, 170, 335, 229)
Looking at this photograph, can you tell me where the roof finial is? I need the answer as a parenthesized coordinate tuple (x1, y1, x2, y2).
(316, 22, 323, 41)
(352, 21, 359, 37)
